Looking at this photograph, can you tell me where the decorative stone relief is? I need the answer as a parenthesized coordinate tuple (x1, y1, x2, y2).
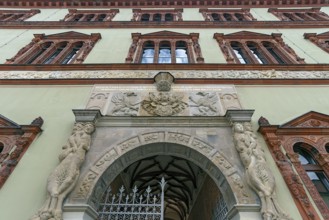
(72, 131, 255, 207)
(233, 122, 291, 220)
(2, 70, 329, 80)
(189, 92, 221, 116)
(108, 92, 140, 116)
(86, 92, 110, 114)
(141, 92, 188, 116)
(30, 122, 95, 220)
(154, 72, 174, 92)
(220, 93, 241, 110)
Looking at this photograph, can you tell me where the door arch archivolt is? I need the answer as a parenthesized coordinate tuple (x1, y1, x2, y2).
(67, 131, 257, 211)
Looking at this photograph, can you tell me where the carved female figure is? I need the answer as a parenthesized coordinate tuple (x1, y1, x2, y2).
(31, 123, 95, 220)
(233, 122, 291, 220)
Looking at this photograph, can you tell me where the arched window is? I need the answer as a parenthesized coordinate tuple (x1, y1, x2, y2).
(294, 144, 329, 207)
(165, 13, 173, 21)
(230, 41, 248, 64)
(97, 14, 107, 21)
(141, 13, 150, 21)
(269, 8, 329, 21)
(247, 41, 267, 64)
(43, 42, 68, 64)
(6, 31, 101, 64)
(26, 42, 53, 64)
(262, 41, 286, 64)
(175, 41, 188, 63)
(73, 14, 83, 21)
(126, 31, 203, 64)
(223, 13, 232, 21)
(211, 13, 220, 21)
(61, 41, 83, 64)
(153, 13, 162, 22)
(158, 41, 171, 63)
(214, 31, 305, 64)
(0, 9, 40, 21)
(141, 41, 155, 64)
(235, 13, 244, 21)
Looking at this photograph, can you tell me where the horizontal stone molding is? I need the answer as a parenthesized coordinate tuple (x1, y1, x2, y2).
(2, 70, 329, 80)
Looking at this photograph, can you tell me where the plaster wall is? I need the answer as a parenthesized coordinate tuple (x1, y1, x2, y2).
(0, 85, 92, 220)
(0, 27, 328, 64)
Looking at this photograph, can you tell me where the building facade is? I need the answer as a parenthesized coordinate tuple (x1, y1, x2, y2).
(0, 1, 329, 220)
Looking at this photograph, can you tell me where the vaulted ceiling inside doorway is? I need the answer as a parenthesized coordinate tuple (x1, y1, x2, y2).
(120, 155, 208, 220)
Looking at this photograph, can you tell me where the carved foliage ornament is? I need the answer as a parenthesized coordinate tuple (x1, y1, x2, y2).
(30, 122, 95, 220)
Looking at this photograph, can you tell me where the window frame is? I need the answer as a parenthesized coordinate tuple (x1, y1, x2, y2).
(0, 115, 43, 188)
(213, 31, 305, 64)
(62, 9, 119, 22)
(268, 8, 329, 21)
(259, 111, 329, 219)
(131, 9, 183, 21)
(304, 32, 329, 54)
(0, 9, 40, 21)
(199, 8, 256, 21)
(6, 31, 101, 64)
(125, 31, 204, 64)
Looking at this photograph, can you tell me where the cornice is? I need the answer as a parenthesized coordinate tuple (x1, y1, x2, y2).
(0, 0, 328, 8)
(0, 20, 329, 29)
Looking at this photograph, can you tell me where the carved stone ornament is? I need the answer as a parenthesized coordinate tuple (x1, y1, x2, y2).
(110, 92, 140, 116)
(189, 92, 219, 116)
(30, 122, 95, 220)
(233, 122, 291, 220)
(2, 70, 329, 80)
(154, 72, 174, 92)
(141, 92, 187, 116)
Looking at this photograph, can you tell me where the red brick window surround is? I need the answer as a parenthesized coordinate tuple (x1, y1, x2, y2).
(62, 9, 119, 22)
(199, 8, 256, 21)
(268, 8, 329, 21)
(131, 9, 183, 21)
(0, 9, 40, 21)
(304, 32, 329, 54)
(258, 112, 329, 220)
(213, 31, 305, 64)
(0, 115, 43, 189)
(6, 31, 101, 64)
(125, 31, 204, 64)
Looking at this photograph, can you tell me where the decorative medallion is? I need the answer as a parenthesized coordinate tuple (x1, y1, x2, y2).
(141, 92, 187, 116)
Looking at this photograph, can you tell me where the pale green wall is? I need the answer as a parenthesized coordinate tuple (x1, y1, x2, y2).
(0, 85, 92, 220)
(236, 85, 329, 220)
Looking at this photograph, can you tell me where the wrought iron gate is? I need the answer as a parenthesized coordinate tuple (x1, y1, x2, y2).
(98, 178, 166, 220)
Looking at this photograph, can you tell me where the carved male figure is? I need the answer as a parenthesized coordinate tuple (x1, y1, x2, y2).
(30, 122, 95, 220)
(233, 122, 291, 220)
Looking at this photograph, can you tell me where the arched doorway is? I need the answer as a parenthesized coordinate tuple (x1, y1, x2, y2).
(98, 154, 226, 220)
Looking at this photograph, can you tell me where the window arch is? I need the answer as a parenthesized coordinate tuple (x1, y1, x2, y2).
(63, 9, 119, 22)
(132, 9, 183, 22)
(269, 8, 329, 21)
(294, 144, 329, 208)
(126, 31, 204, 64)
(213, 31, 305, 64)
(6, 31, 101, 64)
(259, 111, 329, 219)
(304, 31, 329, 55)
(0, 9, 40, 21)
(200, 8, 256, 21)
